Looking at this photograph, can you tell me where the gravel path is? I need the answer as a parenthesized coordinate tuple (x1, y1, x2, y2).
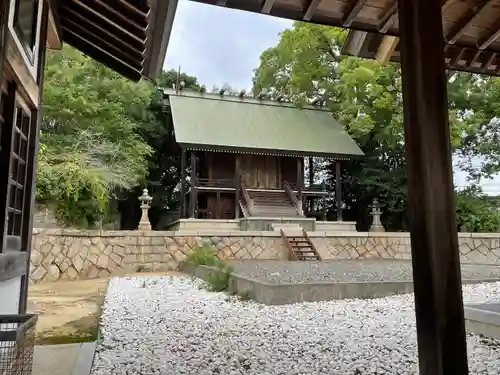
(228, 260, 500, 284)
(91, 276, 500, 375)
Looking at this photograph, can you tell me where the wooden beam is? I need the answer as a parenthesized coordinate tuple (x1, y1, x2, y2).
(190, 151, 197, 218)
(303, 0, 322, 21)
(118, 0, 149, 18)
(371, 0, 459, 60)
(446, 1, 492, 44)
(61, 6, 145, 56)
(449, 47, 466, 67)
(297, 158, 303, 215)
(397, 0, 468, 374)
(19, 0, 50, 314)
(63, 18, 143, 69)
(47, 4, 62, 49)
(467, 50, 482, 69)
(93, 0, 146, 35)
(378, 2, 397, 33)
(477, 18, 500, 50)
(342, 30, 369, 56)
(180, 149, 186, 218)
(262, 0, 275, 14)
(335, 161, 342, 221)
(375, 35, 399, 63)
(342, 0, 366, 27)
(482, 52, 497, 72)
(0, 83, 16, 256)
(4, 35, 39, 108)
(69, 0, 146, 44)
(62, 27, 142, 78)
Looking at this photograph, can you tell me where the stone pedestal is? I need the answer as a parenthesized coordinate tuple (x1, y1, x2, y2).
(138, 188, 153, 231)
(369, 199, 385, 233)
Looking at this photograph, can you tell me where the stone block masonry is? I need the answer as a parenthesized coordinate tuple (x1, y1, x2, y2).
(30, 229, 500, 283)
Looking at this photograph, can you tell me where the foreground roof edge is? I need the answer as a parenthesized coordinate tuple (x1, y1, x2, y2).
(143, 0, 179, 79)
(342, 30, 500, 77)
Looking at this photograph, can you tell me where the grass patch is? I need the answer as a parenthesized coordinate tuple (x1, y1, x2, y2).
(186, 245, 233, 292)
(185, 245, 219, 266)
(36, 326, 98, 345)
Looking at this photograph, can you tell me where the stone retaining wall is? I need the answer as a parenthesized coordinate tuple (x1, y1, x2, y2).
(30, 229, 500, 283)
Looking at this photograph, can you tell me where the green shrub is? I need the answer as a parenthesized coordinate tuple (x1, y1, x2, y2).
(207, 260, 233, 292)
(456, 191, 500, 232)
(185, 245, 218, 266)
(186, 245, 233, 292)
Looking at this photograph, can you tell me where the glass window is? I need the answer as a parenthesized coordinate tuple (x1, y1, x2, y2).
(14, 0, 39, 55)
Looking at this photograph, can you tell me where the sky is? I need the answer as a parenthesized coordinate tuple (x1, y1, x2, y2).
(164, 0, 291, 90)
(163, 0, 500, 195)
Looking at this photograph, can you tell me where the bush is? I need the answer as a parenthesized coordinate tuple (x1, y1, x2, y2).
(456, 192, 500, 232)
(185, 245, 218, 266)
(186, 245, 233, 291)
(207, 260, 233, 292)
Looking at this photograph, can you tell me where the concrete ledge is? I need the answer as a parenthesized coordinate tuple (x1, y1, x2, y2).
(183, 263, 500, 305)
(464, 303, 500, 340)
(71, 342, 97, 375)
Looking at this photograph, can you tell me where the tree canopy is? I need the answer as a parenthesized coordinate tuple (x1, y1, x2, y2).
(38, 46, 154, 227)
(253, 22, 500, 231)
(37, 28, 500, 232)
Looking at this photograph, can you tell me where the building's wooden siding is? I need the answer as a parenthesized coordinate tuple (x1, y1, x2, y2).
(206, 193, 235, 219)
(199, 152, 300, 190)
(280, 156, 298, 188)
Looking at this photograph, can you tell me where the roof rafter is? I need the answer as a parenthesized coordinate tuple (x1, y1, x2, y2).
(68, 0, 145, 45)
(342, 0, 366, 27)
(303, 0, 322, 21)
(467, 50, 482, 68)
(482, 52, 497, 72)
(478, 17, 500, 49)
(378, 2, 397, 33)
(446, 0, 492, 44)
(262, 0, 275, 14)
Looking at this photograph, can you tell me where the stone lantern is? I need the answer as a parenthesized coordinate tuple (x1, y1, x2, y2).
(138, 188, 153, 231)
(369, 198, 385, 232)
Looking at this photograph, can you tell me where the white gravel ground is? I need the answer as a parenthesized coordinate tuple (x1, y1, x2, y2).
(91, 276, 500, 375)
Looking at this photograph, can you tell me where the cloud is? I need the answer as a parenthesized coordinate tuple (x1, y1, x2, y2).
(164, 0, 291, 90)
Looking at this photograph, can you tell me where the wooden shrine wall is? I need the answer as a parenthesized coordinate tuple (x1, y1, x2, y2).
(200, 152, 299, 190)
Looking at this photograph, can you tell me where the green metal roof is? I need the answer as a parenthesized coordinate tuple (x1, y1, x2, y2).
(167, 91, 364, 158)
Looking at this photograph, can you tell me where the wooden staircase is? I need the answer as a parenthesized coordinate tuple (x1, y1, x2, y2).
(281, 228, 321, 261)
(248, 190, 300, 217)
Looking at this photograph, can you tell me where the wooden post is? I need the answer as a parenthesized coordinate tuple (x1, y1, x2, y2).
(322, 180, 327, 221)
(189, 151, 197, 218)
(335, 161, 342, 221)
(19, 1, 50, 313)
(308, 156, 314, 215)
(180, 149, 186, 218)
(216, 191, 221, 219)
(296, 157, 303, 215)
(398, 0, 468, 374)
(235, 158, 240, 219)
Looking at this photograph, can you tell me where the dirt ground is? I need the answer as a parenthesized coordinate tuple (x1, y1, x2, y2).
(27, 271, 180, 344)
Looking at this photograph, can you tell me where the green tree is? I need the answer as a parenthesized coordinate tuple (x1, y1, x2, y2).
(117, 69, 201, 229)
(38, 46, 153, 227)
(253, 22, 492, 230)
(456, 185, 500, 232)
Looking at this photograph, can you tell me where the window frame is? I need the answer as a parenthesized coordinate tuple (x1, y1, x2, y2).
(12, 0, 40, 64)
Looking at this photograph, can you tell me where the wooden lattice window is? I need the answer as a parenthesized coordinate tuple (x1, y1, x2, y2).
(6, 102, 30, 243)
